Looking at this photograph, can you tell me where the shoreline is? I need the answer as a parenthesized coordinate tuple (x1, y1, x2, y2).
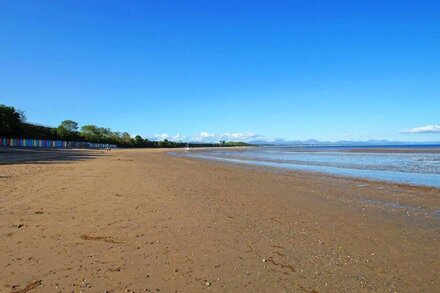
(1, 149, 439, 292)
(245, 145, 440, 153)
(174, 151, 440, 221)
(174, 148, 440, 190)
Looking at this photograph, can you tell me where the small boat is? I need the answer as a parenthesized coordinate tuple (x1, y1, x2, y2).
(185, 143, 191, 151)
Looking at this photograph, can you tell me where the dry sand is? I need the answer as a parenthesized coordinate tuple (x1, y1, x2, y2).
(0, 148, 439, 292)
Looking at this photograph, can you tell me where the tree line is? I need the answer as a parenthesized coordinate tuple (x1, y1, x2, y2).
(0, 104, 250, 148)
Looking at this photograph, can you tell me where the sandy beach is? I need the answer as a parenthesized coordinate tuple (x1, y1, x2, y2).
(1, 148, 439, 292)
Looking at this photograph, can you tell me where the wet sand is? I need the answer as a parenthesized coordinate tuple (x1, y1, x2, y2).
(0, 148, 439, 292)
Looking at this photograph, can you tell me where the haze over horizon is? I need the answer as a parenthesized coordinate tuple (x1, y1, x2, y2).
(1, 1, 439, 143)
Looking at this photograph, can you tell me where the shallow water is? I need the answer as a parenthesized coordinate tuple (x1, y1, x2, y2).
(179, 146, 440, 188)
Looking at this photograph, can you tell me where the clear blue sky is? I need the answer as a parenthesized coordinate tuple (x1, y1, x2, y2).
(1, 0, 439, 142)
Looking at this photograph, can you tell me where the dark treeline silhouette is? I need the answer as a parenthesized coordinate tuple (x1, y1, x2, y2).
(0, 104, 250, 148)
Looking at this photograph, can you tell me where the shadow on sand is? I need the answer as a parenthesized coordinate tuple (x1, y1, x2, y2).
(0, 148, 108, 165)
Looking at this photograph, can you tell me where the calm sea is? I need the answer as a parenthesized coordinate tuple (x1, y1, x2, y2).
(180, 145, 440, 188)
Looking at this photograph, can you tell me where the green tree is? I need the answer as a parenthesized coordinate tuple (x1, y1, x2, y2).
(60, 120, 78, 132)
(57, 120, 79, 139)
(96, 127, 112, 142)
(0, 104, 26, 136)
(135, 135, 143, 146)
(120, 132, 133, 146)
(80, 125, 99, 142)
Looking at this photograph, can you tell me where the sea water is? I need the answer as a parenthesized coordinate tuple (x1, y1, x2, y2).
(180, 146, 440, 188)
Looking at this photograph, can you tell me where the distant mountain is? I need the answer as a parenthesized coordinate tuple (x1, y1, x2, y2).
(248, 139, 440, 146)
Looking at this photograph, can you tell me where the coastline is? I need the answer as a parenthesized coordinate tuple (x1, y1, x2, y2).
(173, 150, 440, 216)
(240, 146, 440, 153)
(1, 149, 439, 292)
(176, 147, 440, 189)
